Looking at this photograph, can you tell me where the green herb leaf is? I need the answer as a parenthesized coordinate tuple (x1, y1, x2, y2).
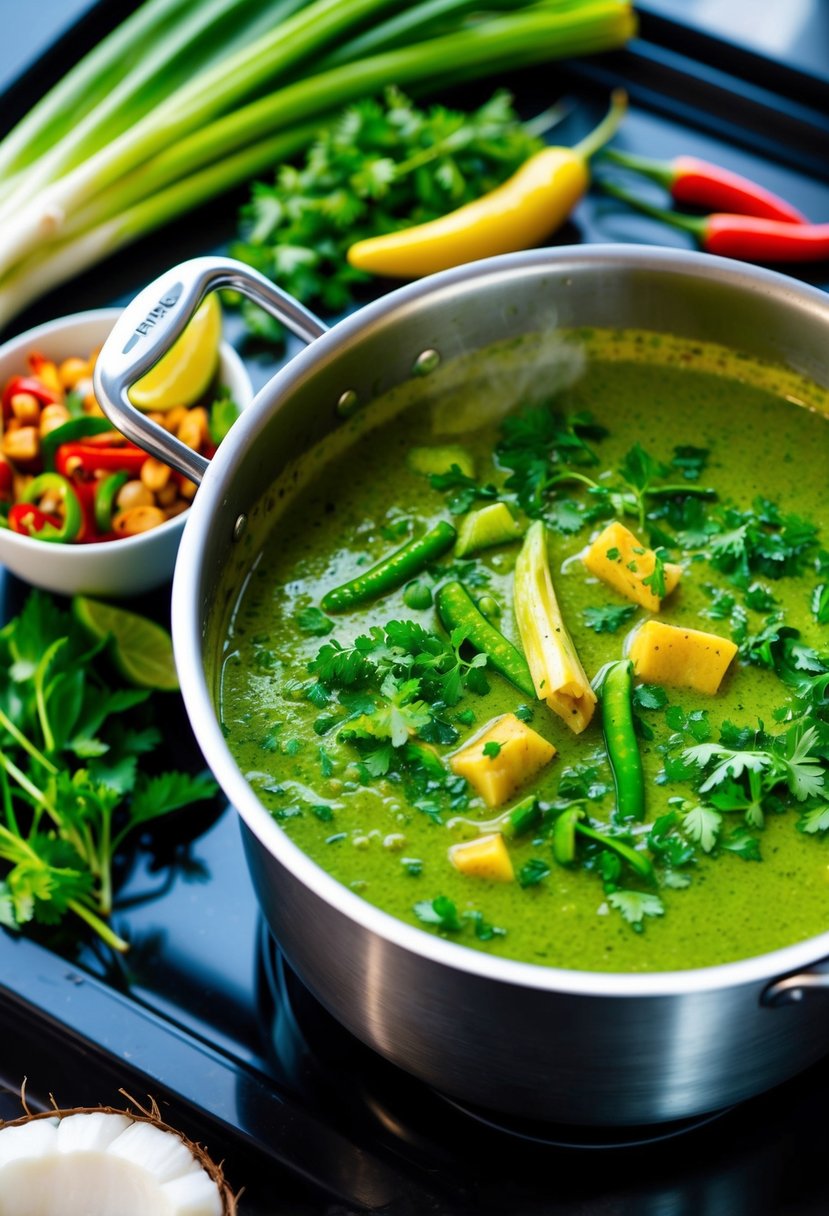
(583, 603, 636, 634)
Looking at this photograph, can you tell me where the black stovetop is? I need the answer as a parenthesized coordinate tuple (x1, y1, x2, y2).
(1, 4, 828, 1213)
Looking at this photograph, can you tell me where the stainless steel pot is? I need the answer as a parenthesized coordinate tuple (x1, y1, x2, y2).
(95, 247, 829, 1127)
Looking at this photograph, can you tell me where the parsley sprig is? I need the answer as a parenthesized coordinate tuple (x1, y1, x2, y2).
(0, 594, 217, 952)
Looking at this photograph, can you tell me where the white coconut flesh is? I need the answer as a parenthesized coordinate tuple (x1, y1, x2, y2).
(0, 1110, 229, 1216)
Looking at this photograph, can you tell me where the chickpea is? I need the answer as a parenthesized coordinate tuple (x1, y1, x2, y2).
(3, 426, 39, 463)
(112, 505, 166, 536)
(179, 477, 198, 501)
(155, 480, 178, 507)
(140, 457, 171, 493)
(163, 406, 188, 432)
(177, 407, 208, 451)
(39, 403, 71, 436)
(10, 392, 41, 425)
(116, 479, 154, 512)
(164, 500, 189, 519)
(58, 356, 89, 390)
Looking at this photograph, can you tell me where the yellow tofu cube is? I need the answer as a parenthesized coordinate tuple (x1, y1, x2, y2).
(449, 712, 556, 807)
(583, 521, 682, 612)
(629, 620, 738, 694)
(449, 833, 514, 882)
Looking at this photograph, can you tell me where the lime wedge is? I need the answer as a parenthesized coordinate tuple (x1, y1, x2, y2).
(72, 596, 179, 691)
(128, 293, 222, 412)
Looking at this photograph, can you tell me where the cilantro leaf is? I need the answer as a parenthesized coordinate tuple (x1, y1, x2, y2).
(128, 770, 218, 828)
(583, 603, 636, 634)
(607, 889, 664, 930)
(414, 895, 462, 932)
(296, 606, 334, 636)
(233, 87, 543, 324)
(681, 804, 722, 853)
(671, 445, 709, 481)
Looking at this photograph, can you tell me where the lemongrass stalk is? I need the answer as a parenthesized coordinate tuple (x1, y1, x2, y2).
(48, 1, 634, 247)
(6, 0, 312, 208)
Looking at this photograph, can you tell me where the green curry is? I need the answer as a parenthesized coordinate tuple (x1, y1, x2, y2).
(218, 329, 829, 973)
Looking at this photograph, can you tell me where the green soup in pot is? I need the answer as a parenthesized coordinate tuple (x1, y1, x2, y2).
(217, 328, 829, 974)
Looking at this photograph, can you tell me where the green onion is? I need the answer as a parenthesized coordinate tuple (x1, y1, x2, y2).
(0, 0, 635, 329)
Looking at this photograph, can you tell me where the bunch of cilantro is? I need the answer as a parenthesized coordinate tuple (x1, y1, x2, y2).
(0, 592, 217, 953)
(231, 86, 544, 334)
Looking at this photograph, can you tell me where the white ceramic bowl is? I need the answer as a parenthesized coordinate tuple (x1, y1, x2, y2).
(0, 308, 252, 598)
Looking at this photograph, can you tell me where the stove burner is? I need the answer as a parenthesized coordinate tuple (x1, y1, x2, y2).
(256, 924, 730, 1153)
(437, 1093, 729, 1150)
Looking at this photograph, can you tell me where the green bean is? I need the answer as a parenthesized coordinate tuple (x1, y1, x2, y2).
(593, 659, 645, 821)
(321, 520, 455, 613)
(435, 580, 535, 698)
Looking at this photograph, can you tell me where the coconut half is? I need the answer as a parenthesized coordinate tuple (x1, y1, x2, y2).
(0, 1099, 237, 1216)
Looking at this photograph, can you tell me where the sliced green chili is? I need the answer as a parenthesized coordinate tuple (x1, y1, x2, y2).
(435, 580, 535, 698)
(552, 805, 584, 865)
(593, 659, 645, 821)
(502, 795, 542, 839)
(94, 470, 129, 533)
(40, 415, 113, 471)
(21, 472, 82, 542)
(321, 521, 456, 613)
(574, 821, 654, 881)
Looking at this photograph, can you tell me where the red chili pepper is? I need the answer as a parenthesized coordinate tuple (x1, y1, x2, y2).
(602, 150, 808, 224)
(8, 503, 62, 537)
(71, 477, 102, 542)
(55, 441, 148, 478)
(0, 456, 12, 500)
(601, 181, 829, 263)
(1, 374, 62, 418)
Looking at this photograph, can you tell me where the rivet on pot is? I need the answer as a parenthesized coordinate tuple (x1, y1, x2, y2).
(233, 513, 247, 541)
(412, 349, 440, 376)
(336, 389, 359, 417)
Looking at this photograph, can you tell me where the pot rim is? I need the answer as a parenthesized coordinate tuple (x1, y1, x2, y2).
(173, 244, 829, 999)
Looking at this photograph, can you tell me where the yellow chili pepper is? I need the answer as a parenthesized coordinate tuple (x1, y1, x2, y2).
(347, 90, 627, 280)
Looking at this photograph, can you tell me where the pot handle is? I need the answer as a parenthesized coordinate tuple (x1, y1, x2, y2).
(761, 960, 829, 1008)
(93, 256, 328, 484)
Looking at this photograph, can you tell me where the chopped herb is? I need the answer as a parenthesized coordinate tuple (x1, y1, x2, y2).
(482, 741, 502, 759)
(296, 606, 335, 636)
(235, 88, 545, 324)
(515, 704, 534, 722)
(641, 547, 668, 599)
(607, 889, 664, 931)
(583, 603, 637, 634)
(632, 684, 668, 711)
(402, 857, 423, 876)
(518, 857, 551, 887)
(671, 445, 709, 481)
(744, 583, 778, 613)
(429, 466, 499, 515)
(414, 895, 463, 932)
(812, 583, 829, 625)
